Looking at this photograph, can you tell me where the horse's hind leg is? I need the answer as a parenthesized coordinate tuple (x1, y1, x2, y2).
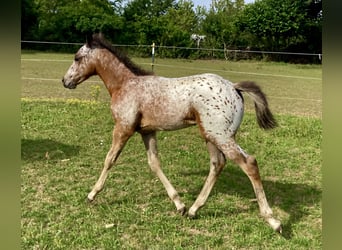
(188, 141, 226, 218)
(87, 125, 133, 202)
(141, 132, 186, 214)
(221, 140, 282, 233)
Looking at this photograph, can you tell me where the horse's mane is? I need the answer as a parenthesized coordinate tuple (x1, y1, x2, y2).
(87, 33, 152, 76)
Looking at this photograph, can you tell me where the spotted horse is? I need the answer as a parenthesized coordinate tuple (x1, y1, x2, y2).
(62, 33, 281, 233)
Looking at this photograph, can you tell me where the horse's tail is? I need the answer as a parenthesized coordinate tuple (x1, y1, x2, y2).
(234, 81, 277, 129)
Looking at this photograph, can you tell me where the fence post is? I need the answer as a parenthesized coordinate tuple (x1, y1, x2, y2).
(151, 42, 155, 72)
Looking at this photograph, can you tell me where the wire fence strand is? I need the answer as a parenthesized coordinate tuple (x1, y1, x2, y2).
(21, 40, 322, 58)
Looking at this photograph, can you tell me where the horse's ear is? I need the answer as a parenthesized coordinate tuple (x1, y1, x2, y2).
(86, 33, 93, 47)
(97, 32, 105, 39)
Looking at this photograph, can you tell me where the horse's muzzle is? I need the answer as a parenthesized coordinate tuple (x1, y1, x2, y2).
(62, 78, 77, 89)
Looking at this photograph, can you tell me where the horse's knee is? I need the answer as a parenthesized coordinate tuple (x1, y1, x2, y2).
(247, 155, 257, 166)
(213, 162, 224, 175)
(212, 151, 225, 166)
(209, 158, 223, 176)
(218, 152, 226, 167)
(226, 149, 245, 165)
(225, 149, 260, 178)
(207, 142, 226, 174)
(245, 155, 260, 178)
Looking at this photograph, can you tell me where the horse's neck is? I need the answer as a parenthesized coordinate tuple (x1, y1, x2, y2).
(95, 51, 136, 96)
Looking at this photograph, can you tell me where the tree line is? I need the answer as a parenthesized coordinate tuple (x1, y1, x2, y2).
(21, 0, 322, 63)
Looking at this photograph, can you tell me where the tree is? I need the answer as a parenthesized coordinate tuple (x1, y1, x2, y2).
(33, 0, 123, 43)
(201, 0, 245, 51)
(73, 0, 123, 39)
(302, 0, 322, 54)
(159, 1, 198, 48)
(21, 0, 39, 40)
(34, 0, 72, 41)
(235, 0, 317, 53)
(122, 0, 176, 45)
(22, 0, 321, 62)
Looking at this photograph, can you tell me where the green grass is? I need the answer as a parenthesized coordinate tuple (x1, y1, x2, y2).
(21, 51, 322, 249)
(21, 100, 321, 249)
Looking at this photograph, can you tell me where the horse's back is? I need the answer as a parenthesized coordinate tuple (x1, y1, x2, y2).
(134, 74, 244, 139)
(110, 74, 244, 136)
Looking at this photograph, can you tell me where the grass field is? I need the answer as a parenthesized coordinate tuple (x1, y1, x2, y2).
(21, 51, 322, 249)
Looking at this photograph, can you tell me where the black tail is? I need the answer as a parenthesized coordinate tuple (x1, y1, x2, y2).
(234, 81, 277, 129)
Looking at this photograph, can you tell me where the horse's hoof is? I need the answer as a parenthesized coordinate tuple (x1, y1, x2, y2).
(277, 225, 283, 234)
(187, 206, 198, 219)
(86, 197, 94, 204)
(187, 214, 196, 219)
(267, 217, 282, 233)
(177, 207, 187, 216)
(187, 211, 196, 219)
(87, 193, 95, 203)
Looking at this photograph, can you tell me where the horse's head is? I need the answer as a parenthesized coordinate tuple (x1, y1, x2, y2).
(63, 33, 151, 89)
(62, 36, 97, 89)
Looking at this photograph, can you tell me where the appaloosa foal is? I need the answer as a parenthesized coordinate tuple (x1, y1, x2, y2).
(62, 33, 281, 233)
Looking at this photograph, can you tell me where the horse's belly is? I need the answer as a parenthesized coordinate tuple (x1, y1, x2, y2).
(139, 121, 195, 132)
(139, 107, 197, 131)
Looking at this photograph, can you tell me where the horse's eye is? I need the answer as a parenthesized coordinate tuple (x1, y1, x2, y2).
(74, 56, 81, 62)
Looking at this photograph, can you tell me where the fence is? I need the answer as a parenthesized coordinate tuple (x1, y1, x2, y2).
(21, 40, 322, 64)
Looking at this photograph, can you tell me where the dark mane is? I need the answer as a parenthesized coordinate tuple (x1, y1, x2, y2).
(87, 33, 152, 76)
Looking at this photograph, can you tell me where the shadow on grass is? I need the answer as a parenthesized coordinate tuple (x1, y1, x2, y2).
(181, 166, 321, 240)
(21, 138, 80, 162)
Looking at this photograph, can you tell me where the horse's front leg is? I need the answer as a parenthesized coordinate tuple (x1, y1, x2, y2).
(88, 124, 133, 202)
(141, 132, 186, 215)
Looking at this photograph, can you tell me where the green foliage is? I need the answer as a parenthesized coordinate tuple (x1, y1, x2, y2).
(30, 0, 122, 43)
(73, 0, 123, 34)
(21, 0, 39, 40)
(202, 0, 244, 48)
(236, 0, 307, 49)
(235, 0, 322, 60)
(162, 1, 197, 44)
(122, 0, 176, 45)
(90, 85, 101, 101)
(22, 0, 322, 62)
